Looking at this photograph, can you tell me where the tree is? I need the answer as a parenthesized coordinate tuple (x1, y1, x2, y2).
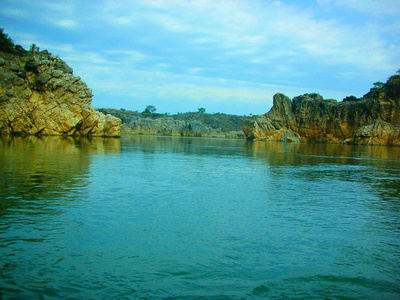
(0, 28, 15, 52)
(373, 81, 384, 89)
(365, 79, 389, 99)
(385, 73, 400, 99)
(198, 108, 206, 114)
(142, 105, 156, 116)
(29, 43, 39, 53)
(343, 95, 359, 102)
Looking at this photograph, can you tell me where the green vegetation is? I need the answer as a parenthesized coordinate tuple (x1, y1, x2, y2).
(380, 73, 400, 100)
(342, 71, 400, 101)
(142, 105, 157, 117)
(173, 111, 249, 132)
(363, 73, 400, 99)
(29, 43, 40, 53)
(97, 108, 142, 124)
(343, 95, 359, 102)
(0, 28, 15, 52)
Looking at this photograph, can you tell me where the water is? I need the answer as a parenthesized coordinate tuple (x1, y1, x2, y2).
(0, 135, 399, 299)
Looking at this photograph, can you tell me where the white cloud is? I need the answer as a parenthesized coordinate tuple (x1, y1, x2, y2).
(158, 83, 267, 104)
(77, 59, 349, 110)
(319, 0, 400, 16)
(54, 19, 79, 30)
(41, 2, 75, 14)
(0, 8, 30, 18)
(133, 0, 396, 73)
(4, 0, 398, 114)
(111, 16, 134, 26)
(105, 50, 151, 61)
(73, 1, 399, 102)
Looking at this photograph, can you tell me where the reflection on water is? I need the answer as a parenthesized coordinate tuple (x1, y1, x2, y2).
(0, 135, 399, 299)
(247, 139, 400, 163)
(121, 134, 400, 161)
(0, 136, 120, 216)
(123, 136, 400, 201)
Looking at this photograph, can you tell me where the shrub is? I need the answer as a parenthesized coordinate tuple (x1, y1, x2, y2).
(0, 28, 15, 52)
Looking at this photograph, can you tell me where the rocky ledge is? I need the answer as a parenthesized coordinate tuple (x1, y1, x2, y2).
(0, 36, 121, 136)
(243, 74, 400, 146)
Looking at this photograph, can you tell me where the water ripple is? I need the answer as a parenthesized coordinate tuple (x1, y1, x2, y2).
(1, 136, 399, 299)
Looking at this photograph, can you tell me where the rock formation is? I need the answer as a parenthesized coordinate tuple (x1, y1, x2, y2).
(243, 74, 400, 146)
(0, 35, 121, 136)
(121, 117, 245, 138)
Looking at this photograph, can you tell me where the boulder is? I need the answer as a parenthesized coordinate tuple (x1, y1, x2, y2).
(353, 120, 400, 146)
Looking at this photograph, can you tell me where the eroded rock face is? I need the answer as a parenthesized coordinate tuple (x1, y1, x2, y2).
(243, 75, 400, 146)
(0, 46, 121, 136)
(354, 120, 400, 146)
(125, 117, 186, 136)
(121, 117, 245, 138)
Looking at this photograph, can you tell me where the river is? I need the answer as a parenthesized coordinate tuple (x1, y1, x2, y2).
(1, 135, 399, 299)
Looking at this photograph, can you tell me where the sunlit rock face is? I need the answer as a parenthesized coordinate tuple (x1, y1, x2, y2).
(0, 45, 121, 136)
(243, 75, 400, 146)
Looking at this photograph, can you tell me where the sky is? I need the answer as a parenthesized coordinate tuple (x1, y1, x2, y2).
(1, 0, 399, 115)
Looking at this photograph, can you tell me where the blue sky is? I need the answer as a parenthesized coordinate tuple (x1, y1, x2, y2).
(1, 0, 399, 115)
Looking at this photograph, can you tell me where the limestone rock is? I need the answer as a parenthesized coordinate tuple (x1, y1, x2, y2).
(353, 120, 400, 146)
(266, 93, 295, 129)
(124, 117, 185, 136)
(182, 120, 210, 137)
(118, 115, 246, 138)
(0, 44, 121, 136)
(242, 115, 299, 141)
(243, 75, 400, 146)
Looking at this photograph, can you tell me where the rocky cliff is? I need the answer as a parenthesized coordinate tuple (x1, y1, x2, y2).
(121, 117, 245, 138)
(0, 34, 121, 137)
(98, 108, 247, 138)
(243, 74, 400, 146)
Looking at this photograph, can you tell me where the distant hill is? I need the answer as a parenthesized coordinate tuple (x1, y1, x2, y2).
(96, 108, 251, 138)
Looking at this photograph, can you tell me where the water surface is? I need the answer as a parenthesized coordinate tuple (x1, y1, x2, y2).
(1, 135, 399, 299)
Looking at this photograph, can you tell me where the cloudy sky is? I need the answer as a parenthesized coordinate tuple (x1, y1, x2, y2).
(1, 0, 399, 115)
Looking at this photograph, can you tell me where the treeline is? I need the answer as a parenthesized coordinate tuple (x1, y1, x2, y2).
(97, 107, 251, 133)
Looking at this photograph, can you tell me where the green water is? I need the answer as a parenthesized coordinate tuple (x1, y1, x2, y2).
(0, 135, 399, 299)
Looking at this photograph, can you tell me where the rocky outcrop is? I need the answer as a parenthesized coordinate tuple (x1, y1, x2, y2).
(0, 42, 121, 136)
(243, 75, 400, 146)
(353, 120, 400, 146)
(124, 117, 186, 136)
(121, 117, 245, 138)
